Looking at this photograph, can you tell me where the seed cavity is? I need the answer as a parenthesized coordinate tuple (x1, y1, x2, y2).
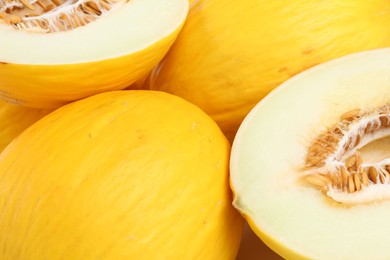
(303, 104, 390, 205)
(0, 0, 127, 32)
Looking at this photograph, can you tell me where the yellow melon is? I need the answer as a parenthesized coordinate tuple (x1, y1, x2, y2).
(149, 0, 390, 141)
(0, 90, 243, 259)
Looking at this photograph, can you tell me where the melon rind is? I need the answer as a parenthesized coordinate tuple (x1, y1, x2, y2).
(0, 90, 243, 259)
(149, 0, 390, 142)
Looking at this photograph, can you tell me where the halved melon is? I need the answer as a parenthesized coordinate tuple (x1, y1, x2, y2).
(149, 0, 390, 142)
(0, 0, 188, 107)
(230, 48, 390, 259)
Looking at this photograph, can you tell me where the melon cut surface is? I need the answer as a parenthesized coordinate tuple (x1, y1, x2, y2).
(0, 0, 188, 107)
(230, 48, 390, 259)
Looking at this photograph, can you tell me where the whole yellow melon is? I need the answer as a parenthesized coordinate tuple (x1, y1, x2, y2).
(149, 0, 390, 141)
(0, 90, 243, 259)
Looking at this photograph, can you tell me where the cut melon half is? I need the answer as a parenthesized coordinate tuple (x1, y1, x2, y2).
(0, 0, 188, 107)
(230, 48, 390, 259)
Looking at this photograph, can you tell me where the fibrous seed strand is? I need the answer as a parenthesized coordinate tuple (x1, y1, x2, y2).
(0, 0, 127, 32)
(303, 104, 390, 204)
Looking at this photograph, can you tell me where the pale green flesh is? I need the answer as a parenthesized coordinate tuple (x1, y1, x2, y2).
(231, 48, 390, 259)
(0, 0, 188, 64)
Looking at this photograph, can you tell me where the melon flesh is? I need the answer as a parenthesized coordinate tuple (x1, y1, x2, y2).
(0, 0, 188, 107)
(0, 0, 187, 64)
(230, 48, 390, 259)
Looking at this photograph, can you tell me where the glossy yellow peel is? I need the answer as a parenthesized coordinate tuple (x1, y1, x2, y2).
(0, 90, 243, 259)
(149, 0, 390, 141)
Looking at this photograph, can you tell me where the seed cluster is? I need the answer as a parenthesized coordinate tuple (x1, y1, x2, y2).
(0, 0, 126, 32)
(304, 104, 390, 202)
(305, 156, 390, 193)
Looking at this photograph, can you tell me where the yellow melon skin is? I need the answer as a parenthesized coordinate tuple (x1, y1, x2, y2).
(149, 0, 390, 141)
(0, 29, 183, 108)
(0, 100, 53, 152)
(0, 90, 243, 259)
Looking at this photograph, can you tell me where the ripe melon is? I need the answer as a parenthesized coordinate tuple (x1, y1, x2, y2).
(0, 90, 243, 259)
(230, 48, 390, 259)
(0, 0, 188, 107)
(149, 0, 390, 141)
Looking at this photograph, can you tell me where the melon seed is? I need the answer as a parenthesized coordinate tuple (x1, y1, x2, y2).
(304, 104, 390, 204)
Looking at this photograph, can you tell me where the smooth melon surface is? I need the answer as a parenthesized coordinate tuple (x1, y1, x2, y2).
(231, 48, 390, 259)
(0, 90, 242, 259)
(149, 0, 390, 141)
